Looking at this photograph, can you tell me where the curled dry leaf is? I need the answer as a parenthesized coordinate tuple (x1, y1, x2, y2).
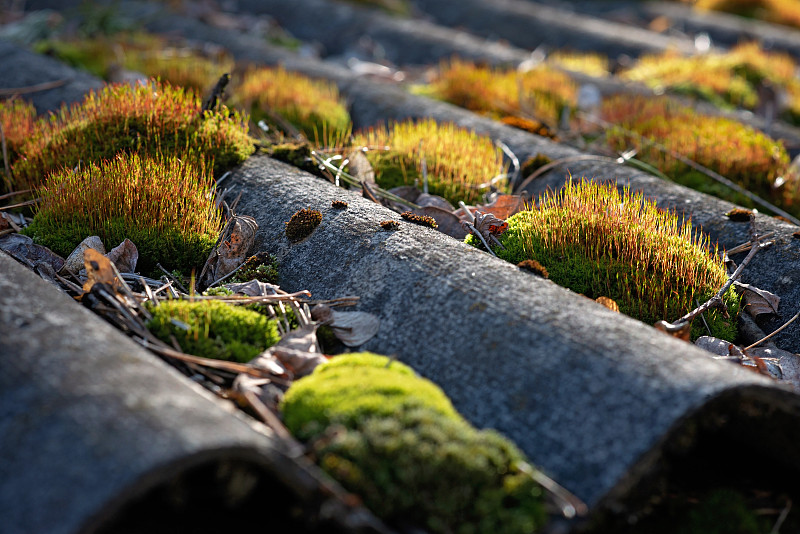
(347, 149, 377, 189)
(82, 248, 120, 293)
(695, 336, 745, 359)
(200, 215, 258, 287)
(415, 193, 455, 211)
(595, 296, 619, 312)
(749, 347, 800, 391)
(456, 194, 527, 222)
(734, 281, 780, 318)
(330, 310, 381, 347)
(253, 324, 327, 378)
(311, 304, 380, 347)
(225, 279, 279, 296)
(0, 233, 65, 272)
(106, 239, 138, 274)
(654, 319, 692, 342)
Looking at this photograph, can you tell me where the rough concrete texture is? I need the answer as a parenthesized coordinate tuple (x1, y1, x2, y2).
(0, 40, 103, 114)
(0, 252, 381, 534)
(228, 154, 800, 510)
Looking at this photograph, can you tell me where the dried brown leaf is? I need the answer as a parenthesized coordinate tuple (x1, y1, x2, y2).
(595, 296, 619, 312)
(83, 248, 119, 293)
(654, 319, 692, 342)
(329, 310, 380, 347)
(225, 279, 279, 296)
(347, 149, 377, 188)
(200, 215, 258, 287)
(415, 193, 454, 211)
(735, 281, 780, 318)
(459, 194, 526, 221)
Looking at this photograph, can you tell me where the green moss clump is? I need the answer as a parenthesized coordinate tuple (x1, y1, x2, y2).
(353, 119, 507, 206)
(236, 66, 351, 142)
(472, 179, 739, 340)
(281, 353, 546, 534)
(0, 99, 39, 192)
(22, 153, 221, 275)
(146, 299, 279, 362)
(601, 95, 791, 214)
(285, 208, 322, 241)
(10, 80, 254, 191)
(231, 252, 279, 285)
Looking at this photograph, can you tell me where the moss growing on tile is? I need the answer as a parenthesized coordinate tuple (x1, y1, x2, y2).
(422, 59, 577, 130)
(0, 99, 39, 191)
(10, 80, 253, 192)
(620, 42, 796, 113)
(470, 179, 739, 340)
(285, 208, 323, 241)
(602, 95, 791, 214)
(23, 153, 221, 275)
(353, 118, 507, 205)
(281, 352, 547, 534)
(236, 66, 351, 142)
(146, 299, 279, 362)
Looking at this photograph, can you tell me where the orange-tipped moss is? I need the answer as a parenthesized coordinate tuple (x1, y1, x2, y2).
(236, 66, 351, 142)
(423, 59, 577, 129)
(0, 99, 39, 191)
(601, 94, 790, 211)
(23, 153, 222, 274)
(353, 118, 507, 205)
(10, 80, 253, 191)
(475, 179, 739, 340)
(620, 42, 796, 112)
(687, 0, 800, 29)
(400, 211, 438, 228)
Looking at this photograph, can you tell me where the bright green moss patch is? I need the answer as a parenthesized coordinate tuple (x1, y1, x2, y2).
(601, 95, 791, 213)
(146, 299, 279, 362)
(281, 353, 547, 534)
(473, 180, 739, 340)
(10, 80, 253, 191)
(353, 118, 507, 205)
(23, 153, 221, 274)
(236, 66, 351, 142)
(231, 252, 279, 285)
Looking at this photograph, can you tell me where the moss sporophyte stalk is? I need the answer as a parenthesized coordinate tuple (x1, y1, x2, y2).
(280, 352, 547, 534)
(471, 180, 739, 340)
(9, 79, 254, 192)
(22, 153, 221, 275)
(353, 118, 507, 206)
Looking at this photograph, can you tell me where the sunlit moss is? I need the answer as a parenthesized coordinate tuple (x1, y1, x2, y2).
(235, 66, 351, 142)
(10, 80, 253, 191)
(23, 153, 221, 274)
(353, 118, 507, 205)
(281, 352, 547, 534)
(601, 94, 790, 212)
(471, 179, 739, 340)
